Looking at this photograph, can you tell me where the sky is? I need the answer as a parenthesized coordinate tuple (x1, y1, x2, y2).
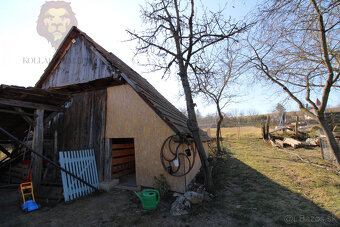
(0, 0, 339, 117)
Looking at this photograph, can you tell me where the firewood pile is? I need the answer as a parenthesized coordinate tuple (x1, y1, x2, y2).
(270, 136, 320, 149)
(267, 121, 321, 149)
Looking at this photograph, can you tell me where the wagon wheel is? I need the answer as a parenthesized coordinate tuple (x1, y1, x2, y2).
(160, 135, 196, 177)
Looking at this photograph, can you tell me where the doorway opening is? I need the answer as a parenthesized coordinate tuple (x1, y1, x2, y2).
(111, 138, 136, 186)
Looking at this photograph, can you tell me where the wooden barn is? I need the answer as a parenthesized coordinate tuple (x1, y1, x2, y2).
(33, 26, 210, 193)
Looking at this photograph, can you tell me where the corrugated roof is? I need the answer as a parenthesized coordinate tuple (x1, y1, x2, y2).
(36, 26, 210, 141)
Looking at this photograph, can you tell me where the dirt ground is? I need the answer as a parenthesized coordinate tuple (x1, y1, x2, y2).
(1, 137, 339, 226)
(0, 187, 240, 227)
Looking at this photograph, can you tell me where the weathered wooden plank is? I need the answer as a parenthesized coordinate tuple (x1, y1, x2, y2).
(104, 139, 112, 181)
(31, 109, 44, 193)
(275, 139, 284, 148)
(0, 108, 34, 116)
(112, 156, 135, 166)
(112, 149, 135, 157)
(112, 144, 135, 149)
(283, 138, 302, 149)
(41, 37, 114, 89)
(0, 98, 64, 112)
(49, 89, 107, 181)
(53, 131, 58, 179)
(98, 89, 107, 182)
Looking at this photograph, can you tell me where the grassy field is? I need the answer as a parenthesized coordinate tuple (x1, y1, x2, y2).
(205, 126, 262, 140)
(204, 131, 340, 226)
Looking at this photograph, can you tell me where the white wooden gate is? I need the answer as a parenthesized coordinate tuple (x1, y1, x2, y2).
(59, 149, 99, 202)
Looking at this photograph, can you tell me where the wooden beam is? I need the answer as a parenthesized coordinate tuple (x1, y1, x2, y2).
(53, 131, 58, 180)
(112, 149, 135, 158)
(0, 98, 64, 112)
(43, 111, 59, 125)
(0, 144, 11, 157)
(112, 156, 135, 166)
(13, 107, 34, 126)
(0, 108, 34, 116)
(104, 138, 112, 181)
(31, 109, 44, 193)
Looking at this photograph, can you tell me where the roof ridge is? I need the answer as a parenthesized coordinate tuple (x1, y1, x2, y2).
(35, 26, 210, 141)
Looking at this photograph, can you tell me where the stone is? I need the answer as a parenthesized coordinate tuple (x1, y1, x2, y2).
(306, 138, 319, 146)
(170, 196, 190, 216)
(99, 179, 119, 192)
(183, 191, 204, 204)
(173, 192, 182, 197)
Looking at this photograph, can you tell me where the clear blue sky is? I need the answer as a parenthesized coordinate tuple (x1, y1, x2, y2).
(0, 0, 338, 116)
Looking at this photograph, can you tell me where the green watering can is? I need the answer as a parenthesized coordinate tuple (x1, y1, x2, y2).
(134, 189, 160, 210)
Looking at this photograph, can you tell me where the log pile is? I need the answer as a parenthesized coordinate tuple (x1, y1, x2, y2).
(270, 137, 320, 149)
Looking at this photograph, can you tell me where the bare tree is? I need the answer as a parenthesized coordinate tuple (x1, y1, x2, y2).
(247, 109, 259, 116)
(127, 0, 248, 191)
(247, 0, 340, 165)
(274, 103, 286, 115)
(192, 42, 243, 154)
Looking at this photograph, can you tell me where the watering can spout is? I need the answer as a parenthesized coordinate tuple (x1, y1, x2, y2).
(134, 191, 144, 206)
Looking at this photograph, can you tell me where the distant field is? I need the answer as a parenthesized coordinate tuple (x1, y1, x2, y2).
(204, 127, 262, 139)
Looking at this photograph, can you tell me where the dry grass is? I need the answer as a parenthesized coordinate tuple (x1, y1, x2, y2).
(208, 135, 340, 225)
(205, 127, 262, 140)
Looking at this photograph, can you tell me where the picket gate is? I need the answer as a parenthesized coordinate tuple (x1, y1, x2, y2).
(59, 149, 99, 202)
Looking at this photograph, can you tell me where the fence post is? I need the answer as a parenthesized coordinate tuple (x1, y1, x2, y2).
(265, 115, 270, 140)
(295, 116, 299, 137)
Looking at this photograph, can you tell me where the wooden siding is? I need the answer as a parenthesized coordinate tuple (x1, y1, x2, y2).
(111, 142, 136, 178)
(106, 85, 205, 192)
(50, 89, 107, 181)
(41, 37, 118, 89)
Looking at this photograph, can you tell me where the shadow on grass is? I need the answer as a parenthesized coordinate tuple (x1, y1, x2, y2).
(196, 150, 339, 226)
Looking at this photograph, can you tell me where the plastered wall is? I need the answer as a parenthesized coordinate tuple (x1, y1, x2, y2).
(105, 84, 209, 192)
(106, 85, 185, 191)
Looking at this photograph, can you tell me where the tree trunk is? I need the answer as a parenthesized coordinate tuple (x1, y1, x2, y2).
(317, 115, 340, 166)
(179, 70, 214, 192)
(216, 104, 224, 154)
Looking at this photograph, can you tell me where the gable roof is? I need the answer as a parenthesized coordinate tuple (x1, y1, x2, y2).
(36, 26, 210, 141)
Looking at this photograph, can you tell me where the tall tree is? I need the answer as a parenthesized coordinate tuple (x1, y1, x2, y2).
(274, 103, 286, 114)
(192, 42, 243, 154)
(127, 0, 248, 191)
(247, 0, 340, 165)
